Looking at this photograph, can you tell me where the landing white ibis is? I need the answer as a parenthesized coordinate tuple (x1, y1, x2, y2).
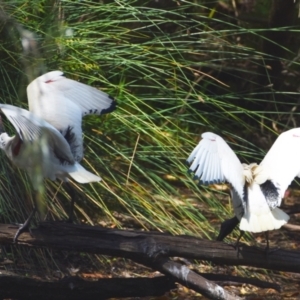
(186, 130, 297, 248)
(0, 71, 116, 241)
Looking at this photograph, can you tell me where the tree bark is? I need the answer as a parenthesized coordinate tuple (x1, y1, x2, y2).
(4, 222, 298, 273)
(0, 222, 296, 299)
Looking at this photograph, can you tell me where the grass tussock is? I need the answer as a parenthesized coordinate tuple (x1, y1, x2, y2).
(0, 0, 298, 286)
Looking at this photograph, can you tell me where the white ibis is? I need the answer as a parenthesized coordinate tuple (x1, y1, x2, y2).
(0, 104, 102, 240)
(186, 130, 297, 248)
(0, 71, 116, 241)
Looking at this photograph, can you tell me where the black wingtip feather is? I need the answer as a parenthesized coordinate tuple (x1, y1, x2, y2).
(201, 180, 213, 185)
(199, 179, 225, 186)
(101, 97, 117, 115)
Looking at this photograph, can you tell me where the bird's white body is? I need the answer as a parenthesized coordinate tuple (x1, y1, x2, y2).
(237, 184, 288, 233)
(0, 104, 101, 189)
(27, 70, 116, 161)
(186, 130, 300, 233)
(1, 132, 96, 183)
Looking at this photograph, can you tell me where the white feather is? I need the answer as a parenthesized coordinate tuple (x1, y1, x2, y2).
(239, 184, 289, 233)
(27, 70, 116, 161)
(68, 163, 102, 184)
(27, 71, 116, 117)
(0, 104, 101, 189)
(187, 132, 245, 200)
(260, 128, 300, 200)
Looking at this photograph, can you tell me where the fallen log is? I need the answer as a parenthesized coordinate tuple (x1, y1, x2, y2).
(2, 222, 297, 273)
(0, 222, 295, 300)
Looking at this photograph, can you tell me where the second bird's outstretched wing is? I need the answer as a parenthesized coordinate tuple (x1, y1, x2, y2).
(187, 132, 245, 200)
(260, 127, 300, 205)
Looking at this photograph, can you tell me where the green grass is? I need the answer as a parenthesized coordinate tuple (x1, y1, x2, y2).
(0, 0, 298, 284)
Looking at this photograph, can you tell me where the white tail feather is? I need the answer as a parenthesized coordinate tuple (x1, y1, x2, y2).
(240, 207, 289, 233)
(68, 163, 101, 184)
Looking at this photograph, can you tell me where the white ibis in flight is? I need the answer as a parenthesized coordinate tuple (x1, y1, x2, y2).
(186, 130, 298, 249)
(0, 71, 116, 241)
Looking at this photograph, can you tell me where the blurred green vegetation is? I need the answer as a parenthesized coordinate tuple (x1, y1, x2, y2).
(0, 0, 299, 284)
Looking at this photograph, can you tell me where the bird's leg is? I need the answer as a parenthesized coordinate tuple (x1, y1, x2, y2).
(264, 231, 280, 255)
(13, 206, 37, 243)
(234, 230, 245, 248)
(63, 182, 78, 223)
(13, 187, 45, 243)
(265, 231, 270, 252)
(233, 230, 245, 258)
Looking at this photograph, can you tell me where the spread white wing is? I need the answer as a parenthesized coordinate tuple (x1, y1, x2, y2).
(260, 128, 300, 201)
(0, 104, 75, 164)
(26, 71, 116, 161)
(27, 70, 116, 117)
(187, 132, 245, 200)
